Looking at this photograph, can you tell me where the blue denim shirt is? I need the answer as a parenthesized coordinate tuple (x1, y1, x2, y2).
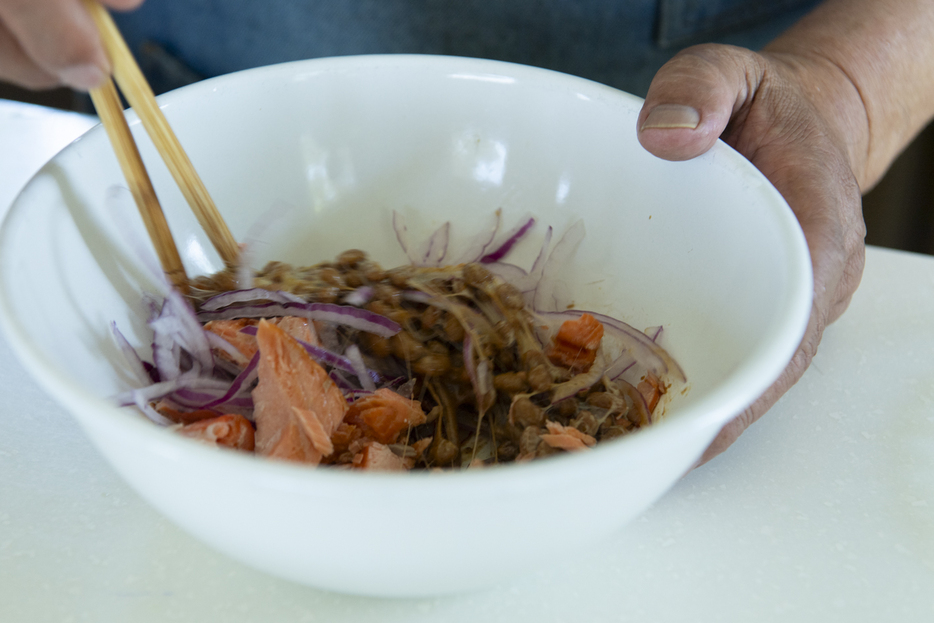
(115, 0, 820, 97)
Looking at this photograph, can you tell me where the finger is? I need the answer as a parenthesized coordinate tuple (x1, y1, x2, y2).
(0, 18, 59, 89)
(696, 305, 821, 466)
(650, 47, 868, 467)
(638, 44, 765, 162)
(693, 67, 865, 465)
(0, 0, 108, 90)
(696, 151, 863, 465)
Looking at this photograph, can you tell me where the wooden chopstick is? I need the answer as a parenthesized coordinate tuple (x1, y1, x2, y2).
(82, 0, 240, 267)
(88, 78, 189, 292)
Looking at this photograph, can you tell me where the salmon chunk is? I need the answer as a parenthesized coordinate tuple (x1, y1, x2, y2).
(251, 319, 348, 464)
(546, 313, 605, 372)
(204, 318, 259, 366)
(345, 388, 427, 445)
(274, 316, 320, 347)
(540, 420, 596, 451)
(177, 414, 256, 451)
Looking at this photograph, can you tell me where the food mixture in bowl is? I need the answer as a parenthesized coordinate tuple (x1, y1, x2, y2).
(114, 212, 684, 470)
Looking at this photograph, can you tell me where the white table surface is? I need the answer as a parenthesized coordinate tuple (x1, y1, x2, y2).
(1, 98, 933, 622)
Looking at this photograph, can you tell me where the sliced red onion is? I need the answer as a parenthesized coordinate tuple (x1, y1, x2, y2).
(240, 324, 382, 384)
(452, 209, 501, 263)
(149, 313, 188, 337)
(533, 219, 585, 312)
(114, 374, 232, 410)
(616, 378, 652, 426)
(343, 286, 374, 307)
(345, 344, 377, 391)
(204, 330, 247, 364)
(192, 352, 260, 415)
(329, 370, 356, 393)
(482, 261, 528, 287)
(303, 340, 381, 384)
(604, 326, 663, 380)
(148, 288, 214, 377)
(505, 225, 553, 296)
(111, 322, 152, 386)
(480, 215, 535, 263)
(196, 301, 400, 337)
(200, 287, 306, 311)
(152, 317, 182, 382)
(420, 221, 451, 266)
(605, 353, 636, 381)
(400, 290, 433, 305)
(212, 355, 245, 378)
(115, 378, 184, 408)
(299, 303, 401, 337)
(143, 293, 162, 323)
(393, 210, 417, 265)
(133, 393, 175, 426)
(172, 387, 254, 410)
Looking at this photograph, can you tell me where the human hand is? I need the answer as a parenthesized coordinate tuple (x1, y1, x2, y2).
(637, 44, 868, 464)
(0, 0, 142, 90)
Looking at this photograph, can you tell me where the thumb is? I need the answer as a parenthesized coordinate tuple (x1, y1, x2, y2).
(638, 45, 762, 161)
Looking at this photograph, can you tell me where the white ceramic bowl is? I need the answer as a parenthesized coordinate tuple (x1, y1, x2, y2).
(0, 55, 811, 596)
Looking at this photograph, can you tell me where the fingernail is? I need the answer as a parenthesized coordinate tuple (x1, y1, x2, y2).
(641, 105, 700, 131)
(58, 63, 107, 91)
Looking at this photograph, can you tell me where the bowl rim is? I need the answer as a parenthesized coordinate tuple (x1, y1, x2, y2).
(0, 54, 813, 492)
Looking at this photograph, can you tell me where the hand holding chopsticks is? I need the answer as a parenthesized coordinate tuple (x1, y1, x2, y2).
(81, 0, 239, 290)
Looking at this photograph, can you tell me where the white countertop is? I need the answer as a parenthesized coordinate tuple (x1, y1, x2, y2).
(1, 98, 932, 622)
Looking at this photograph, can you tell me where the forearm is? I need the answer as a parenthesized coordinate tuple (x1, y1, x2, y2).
(765, 0, 934, 192)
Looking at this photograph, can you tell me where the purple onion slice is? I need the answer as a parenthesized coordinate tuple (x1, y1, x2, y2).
(196, 301, 400, 337)
(533, 219, 585, 312)
(420, 221, 451, 266)
(393, 210, 415, 264)
(238, 324, 380, 383)
(111, 322, 152, 386)
(480, 215, 535, 264)
(452, 209, 502, 263)
(200, 287, 306, 311)
(345, 344, 377, 391)
(192, 352, 260, 414)
(342, 286, 374, 307)
(504, 225, 553, 296)
(616, 378, 653, 426)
